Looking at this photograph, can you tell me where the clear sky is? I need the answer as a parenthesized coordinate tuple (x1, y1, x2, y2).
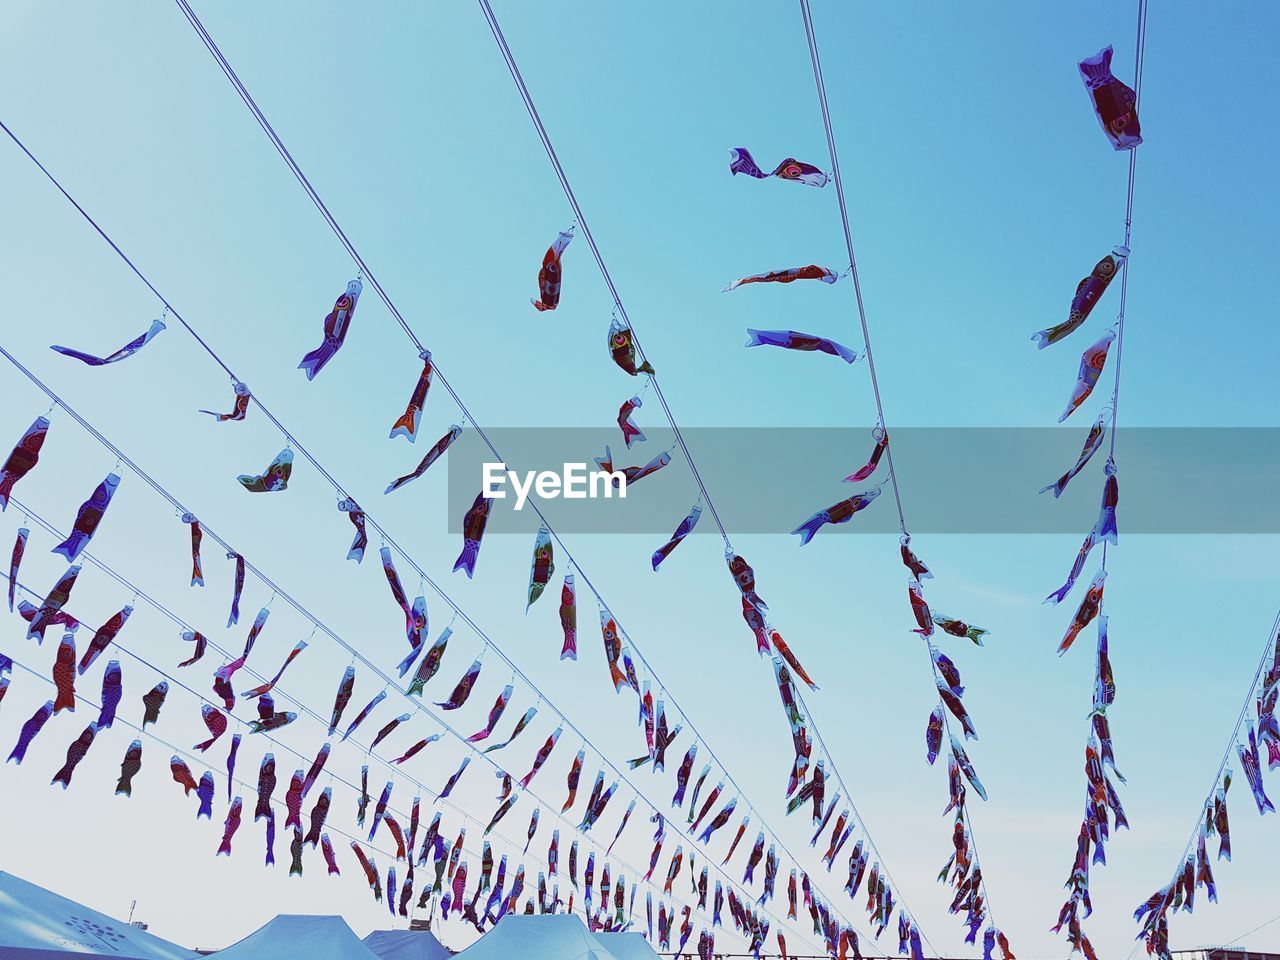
(1, 1, 1279, 958)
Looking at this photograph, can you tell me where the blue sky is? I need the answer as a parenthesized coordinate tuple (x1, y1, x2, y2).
(1, 1, 1279, 957)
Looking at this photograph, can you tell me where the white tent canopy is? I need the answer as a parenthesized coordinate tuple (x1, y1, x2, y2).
(362, 929, 451, 960)
(453, 915, 621, 960)
(594, 932, 662, 960)
(207, 915, 380, 960)
(0, 871, 196, 960)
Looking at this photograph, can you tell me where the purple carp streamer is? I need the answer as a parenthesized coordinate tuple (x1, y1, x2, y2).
(745, 329, 859, 364)
(729, 148, 828, 188)
(51, 317, 165, 366)
(52, 473, 120, 562)
(299, 279, 361, 380)
(1032, 249, 1127, 349)
(0, 417, 51, 511)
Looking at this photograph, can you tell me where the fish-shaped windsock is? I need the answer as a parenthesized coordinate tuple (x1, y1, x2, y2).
(617, 396, 646, 449)
(218, 797, 244, 856)
(299, 279, 362, 380)
(595, 446, 670, 488)
(321, 834, 340, 876)
(932, 612, 989, 645)
(328, 666, 356, 735)
(950, 736, 988, 801)
(562, 749, 586, 814)
(598, 606, 629, 693)
(262, 811, 277, 867)
(370, 714, 411, 754)
(1042, 413, 1108, 499)
(1033, 250, 1128, 349)
(182, 514, 204, 586)
(51, 723, 98, 788)
(170, 756, 199, 796)
(453, 492, 493, 579)
(196, 771, 216, 819)
(727, 551, 767, 612)
(289, 827, 305, 877)
(532, 227, 574, 312)
(8, 526, 28, 611)
(724, 265, 839, 292)
(52, 473, 120, 562)
(194, 705, 228, 752)
(769, 630, 818, 691)
(0, 655, 12, 710)
(485, 795, 518, 836)
(1059, 569, 1106, 655)
(792, 486, 882, 545)
(469, 685, 514, 743)
(51, 317, 165, 366)
(338, 499, 367, 563)
(238, 448, 293, 492)
(393, 735, 439, 765)
(435, 658, 481, 711)
(96, 661, 123, 729)
(746, 328, 860, 364)
(526, 524, 555, 611)
(255, 754, 276, 821)
(302, 743, 330, 800)
(520, 726, 562, 790)
(1096, 457, 1119, 546)
(1059, 327, 1116, 423)
(343, 691, 386, 742)
(78, 606, 133, 675)
(305, 787, 332, 847)
(408, 627, 451, 697)
(176, 630, 207, 670)
(608, 316, 655, 376)
(52, 634, 77, 713)
(24, 566, 82, 643)
(0, 417, 51, 512)
(226, 552, 245, 627)
(1079, 46, 1142, 150)
(653, 503, 700, 572)
(559, 575, 577, 660)
(199, 379, 251, 422)
(241, 640, 308, 700)
(390, 352, 433, 442)
(1237, 721, 1274, 815)
(439, 759, 470, 800)
(729, 148, 828, 187)
(284, 770, 306, 830)
(483, 707, 537, 755)
(845, 427, 888, 484)
(116, 739, 143, 797)
(385, 424, 463, 495)
(8, 700, 54, 764)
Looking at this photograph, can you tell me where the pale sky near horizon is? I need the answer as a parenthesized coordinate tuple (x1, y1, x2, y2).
(1, 1, 1279, 958)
